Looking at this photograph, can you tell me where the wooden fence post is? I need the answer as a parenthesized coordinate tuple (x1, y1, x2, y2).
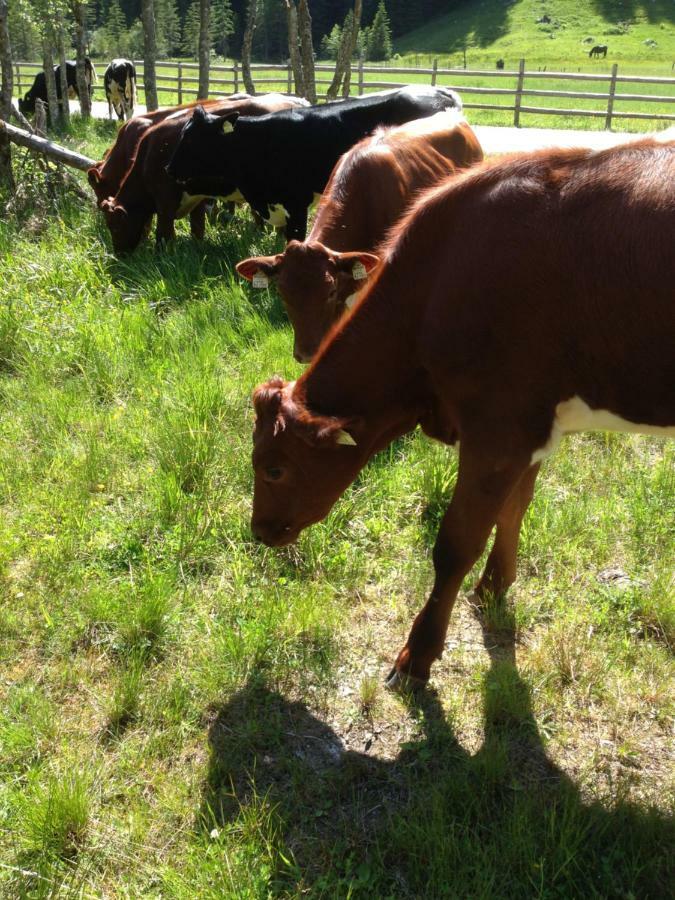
(178, 62, 183, 104)
(605, 62, 618, 130)
(287, 61, 292, 94)
(14, 61, 19, 95)
(358, 56, 364, 95)
(233, 61, 238, 93)
(431, 58, 437, 86)
(513, 58, 525, 127)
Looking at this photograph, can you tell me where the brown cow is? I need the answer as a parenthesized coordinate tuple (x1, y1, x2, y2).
(250, 139, 675, 689)
(236, 110, 483, 361)
(87, 95, 251, 205)
(100, 94, 307, 254)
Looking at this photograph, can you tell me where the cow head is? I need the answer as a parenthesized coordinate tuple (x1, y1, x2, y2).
(237, 241, 380, 362)
(165, 105, 240, 196)
(100, 198, 149, 254)
(251, 377, 365, 546)
(87, 167, 111, 205)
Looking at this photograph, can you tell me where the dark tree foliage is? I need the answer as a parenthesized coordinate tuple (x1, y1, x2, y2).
(84, 0, 462, 60)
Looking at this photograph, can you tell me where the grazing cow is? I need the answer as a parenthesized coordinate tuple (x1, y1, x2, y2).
(100, 94, 307, 254)
(104, 59, 137, 121)
(87, 97, 253, 206)
(18, 59, 96, 115)
(236, 110, 483, 362)
(165, 85, 463, 240)
(250, 139, 674, 688)
(589, 45, 608, 58)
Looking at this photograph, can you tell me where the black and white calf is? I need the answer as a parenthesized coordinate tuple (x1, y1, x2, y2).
(18, 59, 96, 116)
(165, 85, 463, 240)
(104, 59, 137, 121)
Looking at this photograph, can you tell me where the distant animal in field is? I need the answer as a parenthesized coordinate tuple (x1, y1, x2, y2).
(496, 58, 504, 69)
(250, 138, 675, 689)
(237, 110, 483, 362)
(165, 85, 464, 241)
(589, 45, 608, 58)
(104, 58, 137, 121)
(100, 94, 307, 254)
(18, 58, 96, 116)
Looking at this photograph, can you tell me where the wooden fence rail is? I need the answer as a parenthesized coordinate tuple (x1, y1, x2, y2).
(12, 58, 675, 129)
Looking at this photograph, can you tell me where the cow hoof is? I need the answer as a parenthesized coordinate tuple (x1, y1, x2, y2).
(385, 667, 428, 693)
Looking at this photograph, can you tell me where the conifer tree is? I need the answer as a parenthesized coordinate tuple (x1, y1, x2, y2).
(367, 0, 392, 61)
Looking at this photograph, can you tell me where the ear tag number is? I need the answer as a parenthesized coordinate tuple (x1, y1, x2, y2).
(252, 271, 269, 289)
(352, 261, 367, 280)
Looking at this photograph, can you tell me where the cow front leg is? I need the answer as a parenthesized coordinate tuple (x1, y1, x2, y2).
(284, 207, 308, 242)
(155, 211, 176, 246)
(476, 463, 540, 601)
(387, 447, 531, 688)
(189, 201, 207, 240)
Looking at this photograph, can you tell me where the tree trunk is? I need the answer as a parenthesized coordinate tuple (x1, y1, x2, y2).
(141, 0, 159, 111)
(56, 8, 70, 129)
(341, 0, 361, 98)
(285, 1, 303, 98)
(0, 0, 13, 187)
(241, 0, 257, 95)
(198, 0, 210, 100)
(326, 1, 361, 101)
(297, 0, 316, 103)
(42, 34, 60, 127)
(71, 2, 91, 119)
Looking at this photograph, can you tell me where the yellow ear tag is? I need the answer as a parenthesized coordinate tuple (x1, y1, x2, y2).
(352, 261, 367, 280)
(252, 271, 269, 289)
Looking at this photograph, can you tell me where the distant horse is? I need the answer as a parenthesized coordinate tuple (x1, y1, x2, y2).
(589, 45, 608, 58)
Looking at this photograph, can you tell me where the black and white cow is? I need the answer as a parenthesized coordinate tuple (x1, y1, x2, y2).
(165, 85, 463, 240)
(18, 59, 96, 116)
(104, 59, 137, 121)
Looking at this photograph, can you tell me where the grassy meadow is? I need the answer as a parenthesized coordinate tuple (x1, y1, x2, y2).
(12, 0, 675, 133)
(0, 111, 673, 897)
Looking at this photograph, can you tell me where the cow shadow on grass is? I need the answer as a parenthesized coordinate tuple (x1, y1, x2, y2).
(199, 603, 672, 897)
(100, 213, 289, 327)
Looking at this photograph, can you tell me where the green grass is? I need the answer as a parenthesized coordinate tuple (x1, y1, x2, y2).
(0, 122, 673, 896)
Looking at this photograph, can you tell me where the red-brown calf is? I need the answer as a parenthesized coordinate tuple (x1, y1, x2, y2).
(251, 139, 675, 688)
(87, 97, 246, 205)
(237, 110, 483, 361)
(100, 94, 304, 254)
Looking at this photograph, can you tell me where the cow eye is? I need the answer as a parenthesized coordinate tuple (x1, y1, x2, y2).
(265, 467, 283, 481)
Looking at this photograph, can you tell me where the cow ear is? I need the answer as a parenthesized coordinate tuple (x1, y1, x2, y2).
(218, 112, 240, 134)
(312, 416, 363, 449)
(192, 104, 209, 125)
(236, 255, 282, 283)
(334, 251, 381, 280)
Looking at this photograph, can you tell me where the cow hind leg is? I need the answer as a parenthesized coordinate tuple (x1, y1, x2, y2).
(387, 445, 532, 689)
(155, 212, 177, 247)
(475, 463, 540, 602)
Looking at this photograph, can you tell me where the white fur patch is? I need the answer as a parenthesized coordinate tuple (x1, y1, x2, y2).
(531, 396, 675, 463)
(265, 204, 289, 227)
(176, 192, 208, 218)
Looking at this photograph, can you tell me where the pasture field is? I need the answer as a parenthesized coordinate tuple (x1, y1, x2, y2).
(0, 121, 674, 897)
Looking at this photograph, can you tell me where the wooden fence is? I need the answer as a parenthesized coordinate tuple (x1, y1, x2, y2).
(13, 58, 675, 130)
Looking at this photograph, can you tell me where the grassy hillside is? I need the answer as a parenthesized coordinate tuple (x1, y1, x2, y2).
(0, 129, 673, 897)
(396, 0, 675, 72)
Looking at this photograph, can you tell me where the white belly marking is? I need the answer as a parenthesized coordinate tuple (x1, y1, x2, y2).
(531, 396, 675, 464)
(265, 203, 289, 227)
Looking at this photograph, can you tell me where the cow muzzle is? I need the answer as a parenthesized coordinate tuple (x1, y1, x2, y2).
(251, 520, 298, 547)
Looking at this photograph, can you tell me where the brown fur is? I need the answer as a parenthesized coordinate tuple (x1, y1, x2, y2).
(251, 138, 675, 685)
(236, 112, 483, 361)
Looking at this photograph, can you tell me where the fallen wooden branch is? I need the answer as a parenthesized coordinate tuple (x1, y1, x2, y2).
(0, 118, 94, 171)
(10, 102, 35, 133)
